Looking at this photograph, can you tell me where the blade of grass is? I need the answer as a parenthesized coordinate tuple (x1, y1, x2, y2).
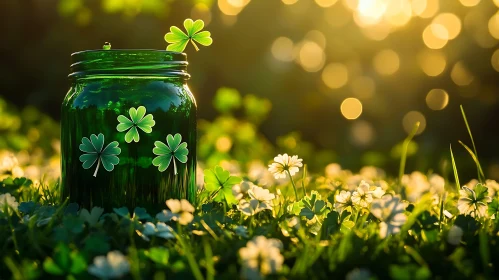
(450, 144, 461, 192)
(460, 105, 485, 182)
(203, 238, 215, 280)
(399, 122, 420, 182)
(458, 140, 485, 182)
(301, 164, 307, 198)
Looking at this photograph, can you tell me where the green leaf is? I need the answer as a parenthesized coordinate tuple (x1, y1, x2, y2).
(114, 207, 130, 218)
(117, 106, 155, 143)
(203, 166, 241, 205)
(79, 207, 104, 226)
(133, 207, 152, 220)
(53, 243, 71, 272)
(152, 134, 189, 174)
(488, 198, 499, 217)
(164, 18, 212, 52)
(146, 247, 169, 266)
(69, 251, 87, 274)
(79, 134, 121, 176)
(43, 258, 64, 276)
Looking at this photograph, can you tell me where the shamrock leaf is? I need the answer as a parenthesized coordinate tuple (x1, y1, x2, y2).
(116, 106, 155, 143)
(299, 191, 331, 220)
(164, 18, 213, 52)
(152, 133, 189, 175)
(79, 133, 121, 177)
(204, 165, 242, 206)
(43, 243, 87, 276)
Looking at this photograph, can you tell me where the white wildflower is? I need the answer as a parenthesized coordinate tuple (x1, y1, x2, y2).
(457, 185, 491, 218)
(429, 174, 445, 195)
(268, 153, 303, 179)
(88, 251, 130, 279)
(325, 163, 343, 178)
(402, 171, 430, 202)
(360, 166, 385, 180)
(346, 268, 372, 280)
(447, 225, 463, 245)
(156, 199, 195, 225)
(248, 160, 275, 187)
(232, 181, 255, 200)
(239, 236, 284, 280)
(334, 190, 353, 212)
(351, 181, 373, 208)
(0, 193, 19, 213)
(371, 195, 407, 239)
(238, 185, 275, 216)
(141, 222, 175, 241)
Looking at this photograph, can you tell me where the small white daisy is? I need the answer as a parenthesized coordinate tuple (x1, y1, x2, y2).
(268, 154, 303, 179)
(351, 181, 373, 208)
(239, 236, 284, 280)
(0, 193, 19, 213)
(334, 190, 353, 212)
(370, 195, 407, 239)
(156, 199, 195, 225)
(88, 251, 130, 279)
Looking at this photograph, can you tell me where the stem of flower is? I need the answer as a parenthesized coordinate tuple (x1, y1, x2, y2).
(286, 170, 299, 201)
(93, 158, 101, 177)
(173, 159, 178, 175)
(190, 39, 200, 51)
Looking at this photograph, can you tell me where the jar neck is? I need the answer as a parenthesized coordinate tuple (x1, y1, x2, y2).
(69, 50, 190, 81)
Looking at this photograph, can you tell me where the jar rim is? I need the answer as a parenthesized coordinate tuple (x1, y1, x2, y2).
(69, 49, 189, 79)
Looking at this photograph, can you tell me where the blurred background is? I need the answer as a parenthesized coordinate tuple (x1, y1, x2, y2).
(1, 0, 499, 181)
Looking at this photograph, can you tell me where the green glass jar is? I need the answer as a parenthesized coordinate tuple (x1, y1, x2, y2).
(61, 50, 197, 211)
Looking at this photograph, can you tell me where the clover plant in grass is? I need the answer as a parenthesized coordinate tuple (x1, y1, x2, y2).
(165, 19, 213, 52)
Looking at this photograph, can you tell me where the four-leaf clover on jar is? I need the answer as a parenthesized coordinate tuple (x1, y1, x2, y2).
(79, 133, 121, 177)
(152, 133, 189, 175)
(117, 106, 156, 143)
(80, 107, 189, 176)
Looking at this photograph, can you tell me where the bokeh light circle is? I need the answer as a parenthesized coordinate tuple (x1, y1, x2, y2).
(351, 120, 375, 146)
(315, 0, 337, 7)
(373, 49, 400, 75)
(488, 12, 499, 40)
(322, 63, 349, 89)
(271, 37, 295, 62)
(350, 76, 376, 99)
(417, 0, 439, 19)
(451, 61, 474, 86)
(298, 41, 325, 72)
(425, 89, 449, 110)
(418, 50, 446, 76)
(432, 13, 462, 40)
(341, 98, 363, 120)
(491, 49, 499, 72)
(402, 111, 426, 135)
(459, 0, 480, 7)
(423, 24, 448, 49)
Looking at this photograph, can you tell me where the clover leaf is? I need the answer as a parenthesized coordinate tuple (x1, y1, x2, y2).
(204, 165, 242, 206)
(79, 133, 121, 177)
(117, 106, 155, 143)
(164, 18, 213, 52)
(152, 133, 189, 175)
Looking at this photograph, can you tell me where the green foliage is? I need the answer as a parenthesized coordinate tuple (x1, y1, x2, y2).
(165, 19, 213, 52)
(202, 165, 241, 205)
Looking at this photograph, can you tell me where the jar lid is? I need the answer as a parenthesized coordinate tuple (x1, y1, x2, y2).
(69, 50, 189, 79)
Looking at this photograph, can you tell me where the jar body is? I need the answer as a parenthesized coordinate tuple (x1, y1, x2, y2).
(61, 75, 196, 211)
